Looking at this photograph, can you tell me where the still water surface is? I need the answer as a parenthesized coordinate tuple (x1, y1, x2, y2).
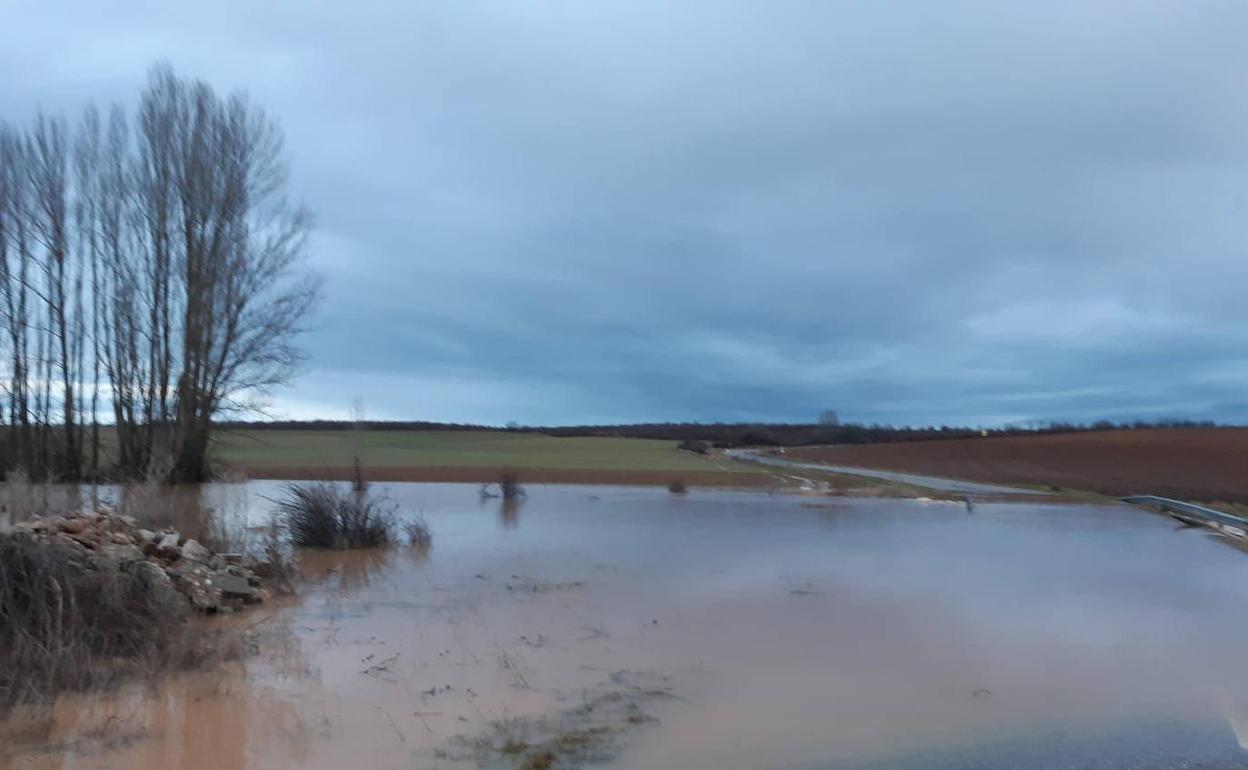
(4, 482, 1248, 769)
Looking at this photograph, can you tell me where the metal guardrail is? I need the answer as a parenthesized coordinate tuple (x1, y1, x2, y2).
(1122, 495, 1248, 538)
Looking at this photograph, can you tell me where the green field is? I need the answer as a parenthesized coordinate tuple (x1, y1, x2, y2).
(213, 430, 762, 474)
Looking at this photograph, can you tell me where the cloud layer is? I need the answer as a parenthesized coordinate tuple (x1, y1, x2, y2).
(3, 1, 1246, 425)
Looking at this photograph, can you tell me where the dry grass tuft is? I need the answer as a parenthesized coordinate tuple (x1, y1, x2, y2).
(0, 531, 239, 714)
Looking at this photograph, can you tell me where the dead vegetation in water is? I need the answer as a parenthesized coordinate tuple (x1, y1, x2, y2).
(402, 516, 433, 549)
(499, 470, 524, 500)
(439, 671, 673, 769)
(0, 531, 245, 715)
(481, 469, 526, 500)
(276, 482, 396, 549)
(505, 575, 587, 595)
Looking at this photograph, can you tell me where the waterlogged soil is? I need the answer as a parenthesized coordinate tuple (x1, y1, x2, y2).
(6, 484, 1248, 769)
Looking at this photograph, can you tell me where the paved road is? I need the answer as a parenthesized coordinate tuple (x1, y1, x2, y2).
(726, 449, 1047, 496)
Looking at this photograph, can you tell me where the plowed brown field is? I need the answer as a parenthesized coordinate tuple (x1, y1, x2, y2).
(786, 428, 1248, 503)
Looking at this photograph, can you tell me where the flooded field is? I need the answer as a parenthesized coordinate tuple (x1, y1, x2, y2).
(6, 483, 1248, 769)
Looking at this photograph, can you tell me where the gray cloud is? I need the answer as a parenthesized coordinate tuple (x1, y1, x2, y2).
(3, 0, 1246, 425)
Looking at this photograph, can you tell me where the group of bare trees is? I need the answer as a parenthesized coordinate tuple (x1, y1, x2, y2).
(0, 64, 319, 483)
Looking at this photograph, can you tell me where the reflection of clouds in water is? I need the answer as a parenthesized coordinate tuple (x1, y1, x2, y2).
(13, 482, 1248, 770)
(402, 542, 432, 566)
(0, 617, 316, 769)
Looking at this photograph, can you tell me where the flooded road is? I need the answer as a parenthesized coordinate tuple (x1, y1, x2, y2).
(6, 483, 1248, 769)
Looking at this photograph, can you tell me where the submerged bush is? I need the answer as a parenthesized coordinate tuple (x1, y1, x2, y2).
(402, 517, 433, 549)
(499, 469, 524, 500)
(277, 482, 395, 549)
(0, 532, 235, 713)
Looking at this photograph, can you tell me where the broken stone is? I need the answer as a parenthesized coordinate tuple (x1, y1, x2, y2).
(214, 572, 254, 600)
(98, 543, 145, 563)
(155, 532, 181, 559)
(7, 510, 269, 615)
(70, 533, 100, 549)
(180, 539, 212, 564)
(168, 562, 224, 612)
(59, 518, 89, 535)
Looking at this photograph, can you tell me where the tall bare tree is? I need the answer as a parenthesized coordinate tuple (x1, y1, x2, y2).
(0, 63, 319, 483)
(28, 115, 79, 478)
(74, 105, 103, 478)
(140, 65, 319, 482)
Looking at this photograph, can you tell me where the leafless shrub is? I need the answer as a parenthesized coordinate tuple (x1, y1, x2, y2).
(0, 531, 239, 714)
(277, 482, 394, 549)
(402, 517, 433, 549)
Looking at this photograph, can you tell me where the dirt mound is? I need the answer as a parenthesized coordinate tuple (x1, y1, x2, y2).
(787, 428, 1248, 504)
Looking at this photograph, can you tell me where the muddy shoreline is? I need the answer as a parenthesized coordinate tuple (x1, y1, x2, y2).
(232, 463, 893, 492)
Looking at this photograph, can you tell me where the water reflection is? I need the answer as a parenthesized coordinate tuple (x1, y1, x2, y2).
(498, 496, 523, 528)
(0, 481, 93, 523)
(296, 547, 397, 592)
(8, 484, 1248, 770)
(0, 480, 271, 558)
(0, 665, 315, 770)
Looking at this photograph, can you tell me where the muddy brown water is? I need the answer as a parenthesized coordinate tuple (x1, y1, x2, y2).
(5, 483, 1248, 769)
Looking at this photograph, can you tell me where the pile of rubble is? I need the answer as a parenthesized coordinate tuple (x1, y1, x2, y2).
(4, 512, 272, 614)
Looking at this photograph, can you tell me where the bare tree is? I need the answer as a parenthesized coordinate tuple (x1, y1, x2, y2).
(0, 125, 32, 471)
(137, 65, 319, 482)
(74, 105, 103, 478)
(0, 63, 319, 483)
(99, 106, 142, 473)
(28, 115, 80, 478)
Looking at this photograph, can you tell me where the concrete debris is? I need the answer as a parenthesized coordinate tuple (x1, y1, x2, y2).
(10, 511, 274, 615)
(154, 531, 182, 559)
(180, 538, 213, 564)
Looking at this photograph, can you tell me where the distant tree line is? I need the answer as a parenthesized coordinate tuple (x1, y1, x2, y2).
(216, 419, 495, 433)
(534, 418, 1223, 447)
(226, 417, 1224, 448)
(0, 64, 318, 482)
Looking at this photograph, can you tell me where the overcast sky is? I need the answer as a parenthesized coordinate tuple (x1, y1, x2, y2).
(3, 1, 1246, 426)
